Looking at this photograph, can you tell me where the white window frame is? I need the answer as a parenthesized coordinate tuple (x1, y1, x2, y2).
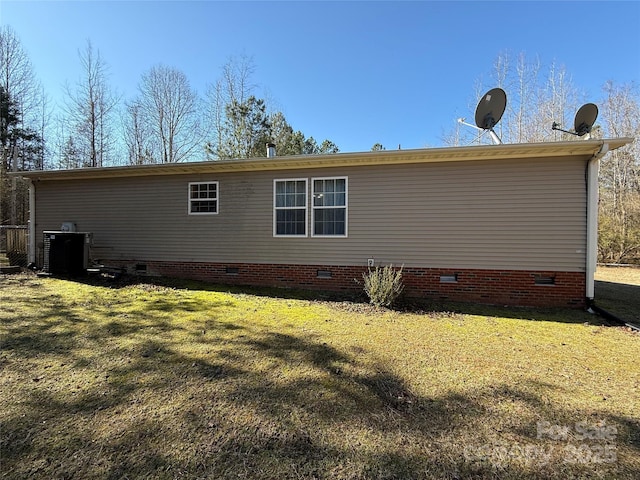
(273, 178, 308, 237)
(311, 176, 348, 238)
(188, 181, 219, 215)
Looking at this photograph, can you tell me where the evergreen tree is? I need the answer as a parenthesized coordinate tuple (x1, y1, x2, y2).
(218, 96, 271, 159)
(0, 85, 42, 225)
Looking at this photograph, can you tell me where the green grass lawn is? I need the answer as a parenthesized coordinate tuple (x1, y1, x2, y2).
(1, 273, 638, 479)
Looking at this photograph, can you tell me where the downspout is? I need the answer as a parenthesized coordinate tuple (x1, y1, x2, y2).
(585, 142, 608, 306)
(26, 178, 36, 265)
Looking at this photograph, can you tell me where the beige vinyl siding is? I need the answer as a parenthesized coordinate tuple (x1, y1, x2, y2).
(34, 155, 587, 272)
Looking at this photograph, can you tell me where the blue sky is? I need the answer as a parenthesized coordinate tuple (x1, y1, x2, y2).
(2, 1, 639, 154)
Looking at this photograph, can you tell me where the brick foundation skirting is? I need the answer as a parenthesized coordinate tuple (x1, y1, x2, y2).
(117, 260, 586, 308)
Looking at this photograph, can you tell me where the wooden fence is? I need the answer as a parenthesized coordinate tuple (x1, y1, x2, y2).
(0, 226, 28, 266)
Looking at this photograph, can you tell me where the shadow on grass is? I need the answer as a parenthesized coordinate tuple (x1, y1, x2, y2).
(595, 280, 640, 323)
(2, 274, 638, 479)
(66, 271, 606, 326)
(71, 271, 349, 302)
(175, 332, 640, 478)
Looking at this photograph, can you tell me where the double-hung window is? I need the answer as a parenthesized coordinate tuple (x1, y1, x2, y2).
(274, 179, 308, 236)
(189, 182, 218, 214)
(312, 177, 347, 237)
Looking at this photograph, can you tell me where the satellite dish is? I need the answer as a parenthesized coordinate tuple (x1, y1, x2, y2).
(552, 103, 599, 139)
(458, 88, 507, 145)
(574, 103, 598, 137)
(475, 88, 507, 130)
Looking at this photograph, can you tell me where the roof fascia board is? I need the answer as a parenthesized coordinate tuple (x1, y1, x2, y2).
(12, 138, 633, 182)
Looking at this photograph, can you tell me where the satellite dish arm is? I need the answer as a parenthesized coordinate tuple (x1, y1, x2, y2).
(488, 129, 502, 145)
(551, 122, 592, 139)
(457, 118, 483, 132)
(457, 118, 503, 145)
(551, 122, 576, 136)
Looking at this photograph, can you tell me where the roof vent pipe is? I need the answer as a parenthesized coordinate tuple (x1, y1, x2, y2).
(266, 143, 276, 158)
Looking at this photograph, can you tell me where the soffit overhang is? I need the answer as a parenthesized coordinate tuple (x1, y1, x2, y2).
(12, 138, 633, 182)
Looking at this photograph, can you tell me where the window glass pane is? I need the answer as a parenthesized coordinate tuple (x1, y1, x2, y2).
(314, 208, 345, 235)
(313, 178, 345, 207)
(192, 200, 217, 213)
(276, 209, 305, 235)
(276, 182, 287, 208)
(190, 183, 217, 199)
(326, 193, 336, 206)
(276, 180, 307, 208)
(315, 179, 323, 195)
(325, 180, 335, 194)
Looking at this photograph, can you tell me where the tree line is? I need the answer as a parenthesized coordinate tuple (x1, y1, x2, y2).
(1, 28, 639, 264)
(0, 26, 340, 173)
(57, 44, 340, 167)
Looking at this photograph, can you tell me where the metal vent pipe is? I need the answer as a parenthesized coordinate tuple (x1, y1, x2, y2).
(266, 143, 276, 158)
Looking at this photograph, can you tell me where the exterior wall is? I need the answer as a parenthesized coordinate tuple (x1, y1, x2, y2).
(33, 155, 589, 307)
(114, 259, 586, 308)
(34, 156, 588, 269)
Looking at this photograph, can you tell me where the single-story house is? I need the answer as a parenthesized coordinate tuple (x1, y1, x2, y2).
(13, 138, 632, 308)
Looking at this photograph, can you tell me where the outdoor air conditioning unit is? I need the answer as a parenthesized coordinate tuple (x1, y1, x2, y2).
(43, 231, 92, 275)
(60, 222, 77, 232)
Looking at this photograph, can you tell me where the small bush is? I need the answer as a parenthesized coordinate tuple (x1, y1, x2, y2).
(363, 264, 404, 308)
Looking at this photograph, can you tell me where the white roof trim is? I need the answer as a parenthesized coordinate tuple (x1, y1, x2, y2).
(13, 138, 633, 182)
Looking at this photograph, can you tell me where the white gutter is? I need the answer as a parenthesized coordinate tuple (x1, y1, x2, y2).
(12, 138, 633, 182)
(586, 142, 609, 302)
(27, 179, 36, 265)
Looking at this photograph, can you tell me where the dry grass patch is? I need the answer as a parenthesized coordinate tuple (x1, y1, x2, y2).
(1, 273, 638, 479)
(596, 265, 640, 286)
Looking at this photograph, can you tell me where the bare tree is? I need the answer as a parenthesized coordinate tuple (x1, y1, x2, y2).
(35, 84, 52, 170)
(63, 40, 119, 168)
(205, 55, 256, 159)
(511, 53, 541, 142)
(598, 81, 640, 263)
(532, 63, 574, 142)
(204, 79, 225, 160)
(136, 64, 201, 163)
(122, 99, 155, 165)
(443, 52, 580, 146)
(223, 54, 255, 103)
(0, 26, 39, 121)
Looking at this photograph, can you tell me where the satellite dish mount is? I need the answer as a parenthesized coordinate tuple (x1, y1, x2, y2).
(551, 103, 598, 140)
(457, 88, 507, 145)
